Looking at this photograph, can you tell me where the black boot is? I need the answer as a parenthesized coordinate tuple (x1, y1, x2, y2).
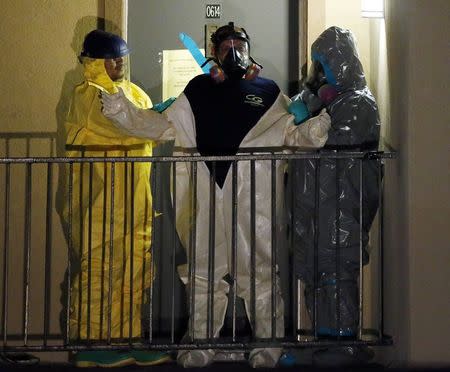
(305, 273, 359, 338)
(0, 352, 40, 366)
(312, 346, 374, 367)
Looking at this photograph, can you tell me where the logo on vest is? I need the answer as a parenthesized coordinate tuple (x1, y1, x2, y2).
(244, 94, 264, 107)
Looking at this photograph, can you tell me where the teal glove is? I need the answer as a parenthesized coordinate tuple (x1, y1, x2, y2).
(151, 97, 176, 113)
(288, 99, 310, 125)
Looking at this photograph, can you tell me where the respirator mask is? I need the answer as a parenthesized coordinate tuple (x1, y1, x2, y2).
(218, 39, 250, 80)
(205, 22, 262, 83)
(305, 60, 328, 94)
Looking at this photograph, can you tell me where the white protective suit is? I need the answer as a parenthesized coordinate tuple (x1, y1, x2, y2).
(101, 84, 330, 367)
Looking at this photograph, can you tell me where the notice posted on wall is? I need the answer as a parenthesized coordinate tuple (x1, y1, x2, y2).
(162, 49, 204, 101)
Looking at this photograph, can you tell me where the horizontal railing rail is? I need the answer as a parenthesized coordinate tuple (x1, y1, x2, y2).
(0, 149, 395, 352)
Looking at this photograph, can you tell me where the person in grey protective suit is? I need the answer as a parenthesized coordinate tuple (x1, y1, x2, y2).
(288, 26, 380, 365)
(101, 22, 331, 368)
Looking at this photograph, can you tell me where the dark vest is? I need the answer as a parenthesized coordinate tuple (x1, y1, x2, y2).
(184, 74, 279, 187)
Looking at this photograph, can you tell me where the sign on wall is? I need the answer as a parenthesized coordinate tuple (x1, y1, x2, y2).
(206, 4, 221, 19)
(162, 49, 204, 101)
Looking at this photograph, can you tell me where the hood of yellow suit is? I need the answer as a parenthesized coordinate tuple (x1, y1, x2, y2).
(64, 58, 152, 147)
(82, 58, 149, 108)
(83, 57, 119, 93)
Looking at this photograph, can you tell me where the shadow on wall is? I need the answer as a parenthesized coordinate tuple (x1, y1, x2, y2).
(55, 16, 121, 214)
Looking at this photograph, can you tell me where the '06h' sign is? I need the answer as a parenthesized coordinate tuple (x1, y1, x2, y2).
(206, 4, 221, 19)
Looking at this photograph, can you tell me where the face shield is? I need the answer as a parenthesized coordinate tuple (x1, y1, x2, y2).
(217, 39, 251, 80)
(80, 55, 130, 94)
(104, 55, 130, 82)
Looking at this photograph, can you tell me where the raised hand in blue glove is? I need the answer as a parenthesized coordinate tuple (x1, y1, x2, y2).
(288, 99, 311, 125)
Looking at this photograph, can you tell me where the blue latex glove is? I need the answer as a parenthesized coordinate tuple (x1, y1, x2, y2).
(278, 352, 297, 367)
(288, 99, 310, 125)
(151, 97, 176, 113)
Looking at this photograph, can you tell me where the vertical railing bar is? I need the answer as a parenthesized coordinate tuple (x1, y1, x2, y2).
(77, 158, 85, 340)
(171, 162, 177, 344)
(107, 162, 115, 344)
(290, 158, 299, 339)
(148, 161, 157, 344)
(86, 162, 93, 342)
(358, 158, 364, 340)
(23, 163, 32, 345)
(65, 162, 73, 345)
(250, 160, 256, 340)
(188, 162, 194, 341)
(188, 162, 195, 342)
(189, 161, 198, 341)
(43, 162, 54, 346)
(207, 161, 216, 340)
(335, 158, 341, 339)
(138, 160, 146, 344)
(296, 280, 301, 340)
(121, 159, 129, 340)
(313, 157, 320, 339)
(271, 159, 277, 340)
(99, 155, 108, 340)
(143, 165, 149, 344)
(2, 163, 10, 346)
(378, 158, 384, 338)
(231, 161, 238, 342)
(129, 161, 135, 344)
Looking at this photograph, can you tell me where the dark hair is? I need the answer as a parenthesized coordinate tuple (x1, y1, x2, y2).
(211, 22, 250, 47)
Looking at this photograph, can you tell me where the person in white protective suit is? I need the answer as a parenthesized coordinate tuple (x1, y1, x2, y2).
(101, 22, 331, 368)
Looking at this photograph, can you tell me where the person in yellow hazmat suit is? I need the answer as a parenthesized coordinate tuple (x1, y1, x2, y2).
(63, 29, 171, 368)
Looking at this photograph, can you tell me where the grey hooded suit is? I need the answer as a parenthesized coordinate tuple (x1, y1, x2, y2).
(290, 26, 381, 336)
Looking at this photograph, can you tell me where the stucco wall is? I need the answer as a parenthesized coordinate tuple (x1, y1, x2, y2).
(0, 0, 104, 362)
(0, 0, 128, 142)
(0, 1, 103, 137)
(307, 0, 371, 85)
(381, 0, 450, 366)
(324, 0, 371, 84)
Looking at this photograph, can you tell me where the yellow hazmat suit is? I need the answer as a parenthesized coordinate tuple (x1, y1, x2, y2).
(64, 58, 154, 341)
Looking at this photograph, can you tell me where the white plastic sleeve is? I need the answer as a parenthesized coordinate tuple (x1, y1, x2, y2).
(284, 108, 331, 148)
(101, 88, 175, 140)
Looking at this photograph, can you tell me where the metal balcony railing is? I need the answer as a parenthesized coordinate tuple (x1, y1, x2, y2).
(0, 146, 395, 356)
